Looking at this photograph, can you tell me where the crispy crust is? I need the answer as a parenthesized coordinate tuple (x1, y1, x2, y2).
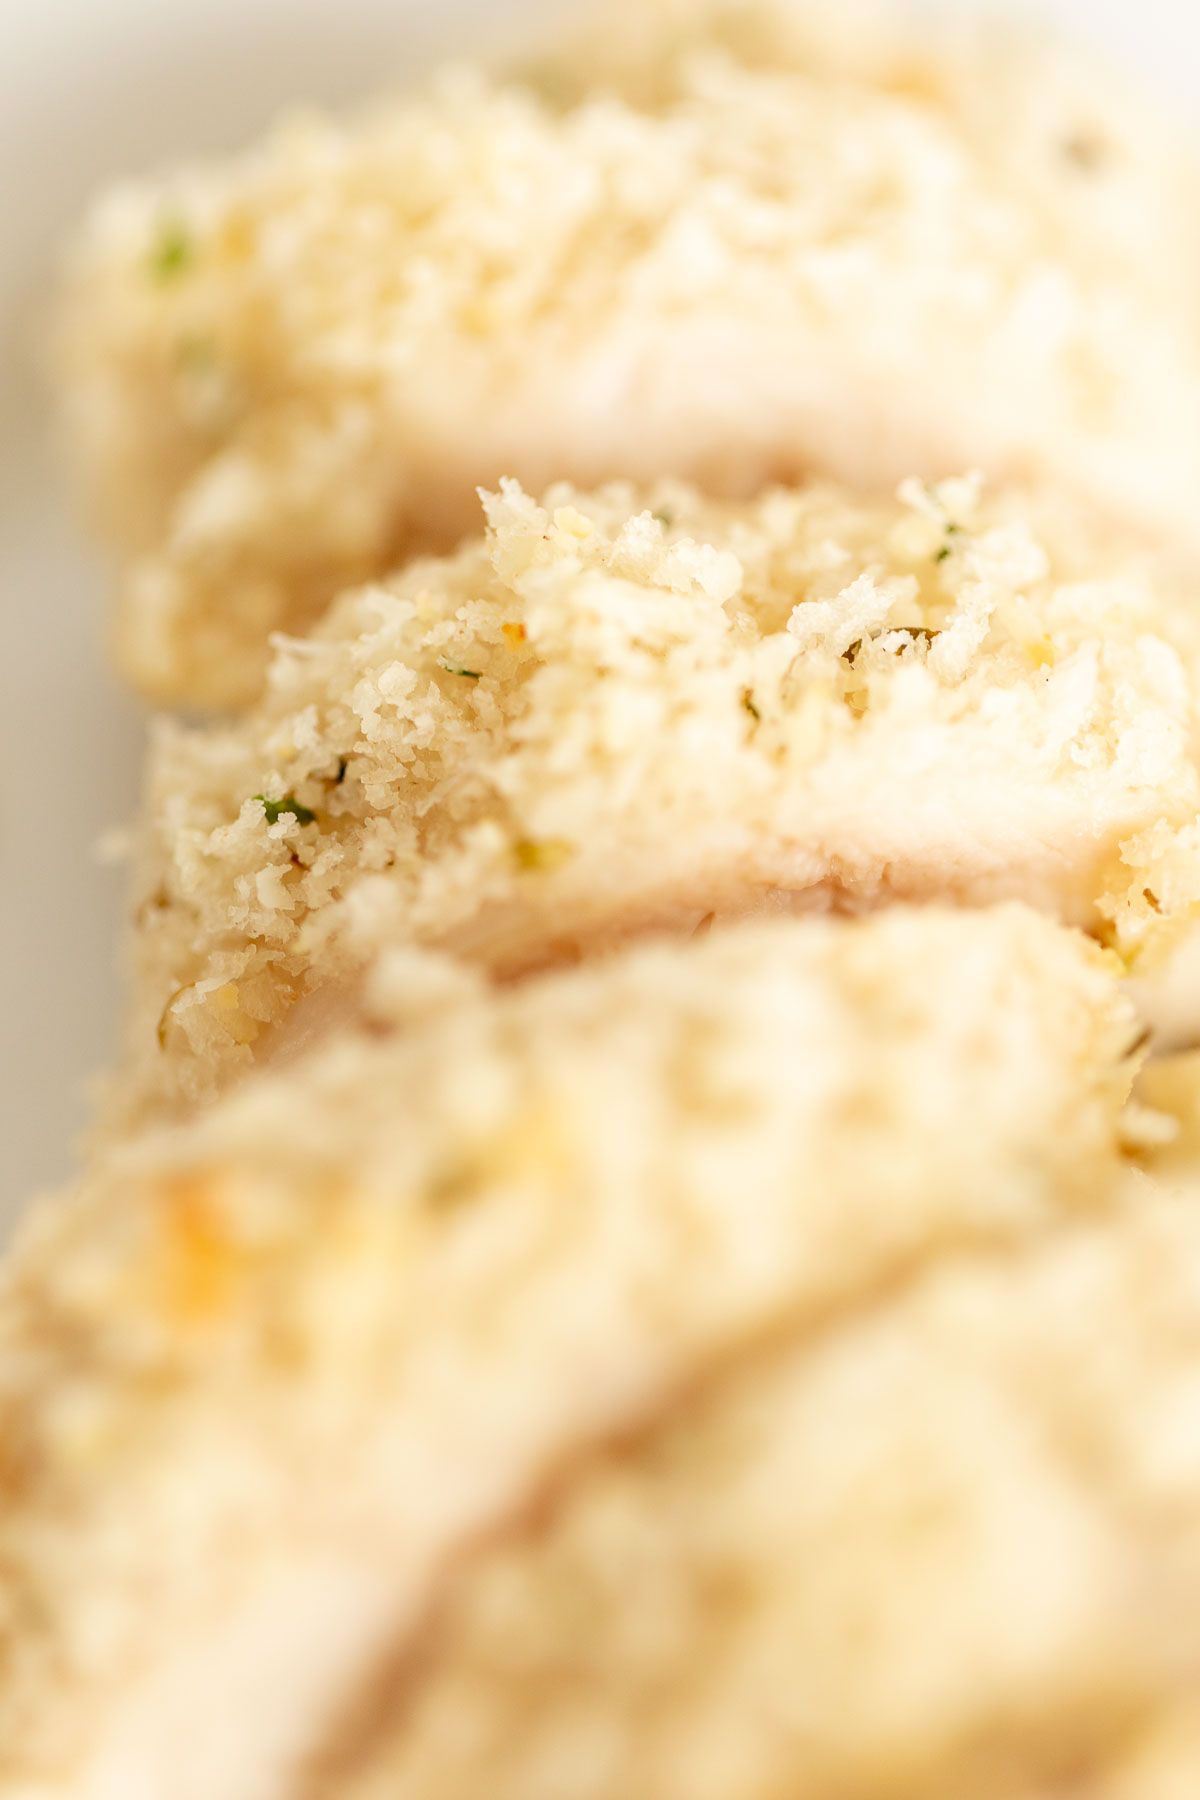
(113, 475, 1198, 1130)
(0, 909, 1138, 1797)
(316, 1191, 1200, 1800)
(55, 5, 1200, 704)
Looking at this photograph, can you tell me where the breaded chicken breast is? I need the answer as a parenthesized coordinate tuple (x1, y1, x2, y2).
(321, 1190, 1200, 1800)
(0, 908, 1141, 1800)
(116, 476, 1197, 1128)
(56, 2, 1200, 703)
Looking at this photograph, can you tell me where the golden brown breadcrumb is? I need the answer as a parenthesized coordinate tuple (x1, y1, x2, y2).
(0, 908, 1140, 1799)
(113, 476, 1198, 1130)
(55, 0, 1200, 703)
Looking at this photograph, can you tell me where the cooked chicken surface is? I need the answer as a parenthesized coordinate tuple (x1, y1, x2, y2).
(56, 0, 1200, 704)
(0, 909, 1140, 1800)
(321, 1189, 1200, 1800)
(35, 14, 1200, 1800)
(115, 474, 1198, 1129)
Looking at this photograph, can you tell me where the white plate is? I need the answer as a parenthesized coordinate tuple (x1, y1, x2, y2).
(1, 0, 1195, 1219)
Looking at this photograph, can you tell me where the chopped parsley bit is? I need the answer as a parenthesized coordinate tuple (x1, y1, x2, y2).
(255, 793, 317, 826)
(1123, 1026, 1153, 1061)
(439, 660, 482, 680)
(652, 507, 675, 528)
(513, 837, 574, 873)
(150, 217, 194, 280)
(844, 626, 939, 665)
(935, 524, 962, 563)
(742, 689, 761, 722)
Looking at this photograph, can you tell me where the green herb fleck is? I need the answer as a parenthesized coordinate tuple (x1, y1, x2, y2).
(439, 660, 482, 680)
(514, 837, 574, 873)
(255, 793, 317, 827)
(742, 690, 761, 722)
(652, 507, 675, 528)
(150, 217, 193, 281)
(935, 524, 962, 563)
(844, 627, 938, 664)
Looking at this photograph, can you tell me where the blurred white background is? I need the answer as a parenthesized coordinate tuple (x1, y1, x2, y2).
(1, 0, 1197, 1214)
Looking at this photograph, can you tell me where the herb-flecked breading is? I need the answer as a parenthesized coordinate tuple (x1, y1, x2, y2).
(113, 472, 1200, 1131)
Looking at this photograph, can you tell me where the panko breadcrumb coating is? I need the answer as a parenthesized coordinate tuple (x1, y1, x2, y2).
(0, 909, 1143, 1800)
(119, 476, 1198, 1129)
(56, 2, 1200, 704)
(323, 1191, 1200, 1800)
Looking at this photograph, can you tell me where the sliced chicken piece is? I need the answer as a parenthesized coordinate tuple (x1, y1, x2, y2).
(118, 476, 1198, 1127)
(55, 4, 1200, 705)
(0, 908, 1138, 1800)
(317, 1187, 1200, 1800)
